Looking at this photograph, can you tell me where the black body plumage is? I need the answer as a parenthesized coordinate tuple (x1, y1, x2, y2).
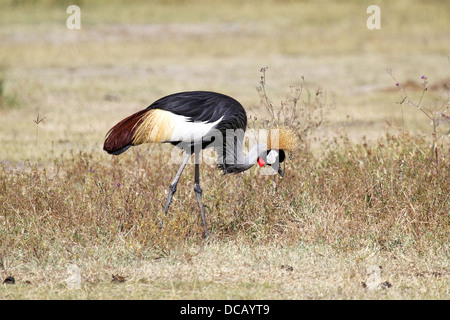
(104, 91, 249, 173)
(146, 91, 247, 131)
(147, 91, 248, 170)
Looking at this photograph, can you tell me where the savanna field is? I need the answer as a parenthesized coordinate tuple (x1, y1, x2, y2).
(0, 0, 449, 300)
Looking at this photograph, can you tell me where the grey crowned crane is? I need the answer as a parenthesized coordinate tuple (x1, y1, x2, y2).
(103, 91, 298, 237)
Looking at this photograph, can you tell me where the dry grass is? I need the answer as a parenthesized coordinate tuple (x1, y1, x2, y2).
(1, 241, 448, 300)
(1, 127, 448, 299)
(0, 0, 449, 299)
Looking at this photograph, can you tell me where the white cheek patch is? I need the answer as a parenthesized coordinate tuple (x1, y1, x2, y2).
(266, 150, 279, 164)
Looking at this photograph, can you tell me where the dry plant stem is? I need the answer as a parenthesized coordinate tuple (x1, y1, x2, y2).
(259, 67, 276, 123)
(256, 68, 328, 155)
(387, 70, 449, 167)
(33, 113, 45, 157)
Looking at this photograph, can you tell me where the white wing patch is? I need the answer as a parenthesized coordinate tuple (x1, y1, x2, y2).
(168, 112, 223, 143)
(132, 109, 223, 145)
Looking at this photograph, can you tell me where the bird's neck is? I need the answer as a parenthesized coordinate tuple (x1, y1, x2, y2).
(220, 141, 267, 174)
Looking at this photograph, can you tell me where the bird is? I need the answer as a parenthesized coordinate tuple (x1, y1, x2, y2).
(103, 91, 298, 237)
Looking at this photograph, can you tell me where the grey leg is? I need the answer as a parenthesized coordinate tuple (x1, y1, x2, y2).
(159, 152, 191, 229)
(194, 151, 209, 238)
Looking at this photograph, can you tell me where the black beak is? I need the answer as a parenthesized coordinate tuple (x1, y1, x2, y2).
(277, 166, 284, 177)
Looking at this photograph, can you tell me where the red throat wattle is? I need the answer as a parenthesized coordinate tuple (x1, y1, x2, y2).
(257, 158, 265, 167)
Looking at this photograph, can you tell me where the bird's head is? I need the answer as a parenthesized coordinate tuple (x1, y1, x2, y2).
(257, 149, 286, 177)
(255, 126, 298, 177)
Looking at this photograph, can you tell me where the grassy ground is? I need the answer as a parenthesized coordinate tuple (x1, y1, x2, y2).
(2, 242, 448, 299)
(0, 0, 449, 299)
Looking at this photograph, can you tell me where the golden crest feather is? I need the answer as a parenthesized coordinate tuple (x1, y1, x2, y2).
(267, 126, 300, 151)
